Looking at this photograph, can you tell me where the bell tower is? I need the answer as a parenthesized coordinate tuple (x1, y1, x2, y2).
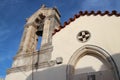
(7, 5, 61, 74)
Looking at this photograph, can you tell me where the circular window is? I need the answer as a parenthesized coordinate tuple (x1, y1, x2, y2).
(77, 30, 91, 43)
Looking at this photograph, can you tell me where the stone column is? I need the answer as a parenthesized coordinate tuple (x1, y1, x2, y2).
(40, 17, 54, 50)
(17, 24, 38, 55)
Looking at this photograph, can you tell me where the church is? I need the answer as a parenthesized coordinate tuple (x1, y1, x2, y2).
(5, 5, 120, 80)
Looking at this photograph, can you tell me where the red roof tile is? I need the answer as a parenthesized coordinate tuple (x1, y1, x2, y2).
(52, 10, 120, 36)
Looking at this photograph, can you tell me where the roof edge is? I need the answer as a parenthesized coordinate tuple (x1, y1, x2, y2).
(52, 10, 120, 36)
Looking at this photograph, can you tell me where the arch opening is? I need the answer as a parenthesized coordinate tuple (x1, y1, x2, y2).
(66, 45, 119, 80)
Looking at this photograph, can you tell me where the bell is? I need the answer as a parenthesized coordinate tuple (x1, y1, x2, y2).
(36, 14, 45, 36)
(39, 14, 45, 20)
(36, 26, 43, 36)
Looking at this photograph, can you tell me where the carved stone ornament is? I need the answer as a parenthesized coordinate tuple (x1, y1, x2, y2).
(77, 30, 91, 43)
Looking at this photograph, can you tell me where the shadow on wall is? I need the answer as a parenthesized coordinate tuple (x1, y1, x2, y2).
(26, 65, 95, 80)
(111, 53, 120, 78)
(26, 53, 120, 80)
(112, 53, 120, 69)
(26, 65, 67, 80)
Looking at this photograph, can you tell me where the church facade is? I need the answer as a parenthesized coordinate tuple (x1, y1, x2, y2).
(5, 5, 120, 80)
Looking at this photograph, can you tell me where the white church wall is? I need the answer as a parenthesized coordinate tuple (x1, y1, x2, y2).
(5, 65, 67, 80)
(5, 71, 31, 80)
(52, 15, 120, 73)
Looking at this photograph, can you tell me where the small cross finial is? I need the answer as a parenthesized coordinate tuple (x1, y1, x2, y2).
(41, 4, 46, 8)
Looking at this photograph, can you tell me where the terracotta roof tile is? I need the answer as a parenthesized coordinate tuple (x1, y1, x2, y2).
(52, 10, 120, 36)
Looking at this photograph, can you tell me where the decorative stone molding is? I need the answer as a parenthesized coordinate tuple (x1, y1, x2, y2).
(14, 45, 53, 60)
(7, 60, 56, 74)
(77, 30, 91, 43)
(40, 42, 53, 51)
(14, 51, 38, 60)
(38, 45, 53, 63)
(24, 22, 38, 29)
(46, 15, 61, 25)
(66, 45, 120, 80)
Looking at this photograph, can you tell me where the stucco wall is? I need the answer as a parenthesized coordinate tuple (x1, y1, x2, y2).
(5, 66, 67, 80)
(52, 15, 120, 75)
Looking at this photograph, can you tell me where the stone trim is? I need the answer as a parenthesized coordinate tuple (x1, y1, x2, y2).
(52, 7, 61, 17)
(7, 60, 56, 74)
(40, 42, 53, 50)
(24, 22, 38, 29)
(46, 15, 61, 25)
(14, 51, 38, 60)
(66, 45, 120, 80)
(14, 46, 53, 60)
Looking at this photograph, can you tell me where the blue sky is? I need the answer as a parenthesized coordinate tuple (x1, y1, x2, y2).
(0, 0, 120, 78)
